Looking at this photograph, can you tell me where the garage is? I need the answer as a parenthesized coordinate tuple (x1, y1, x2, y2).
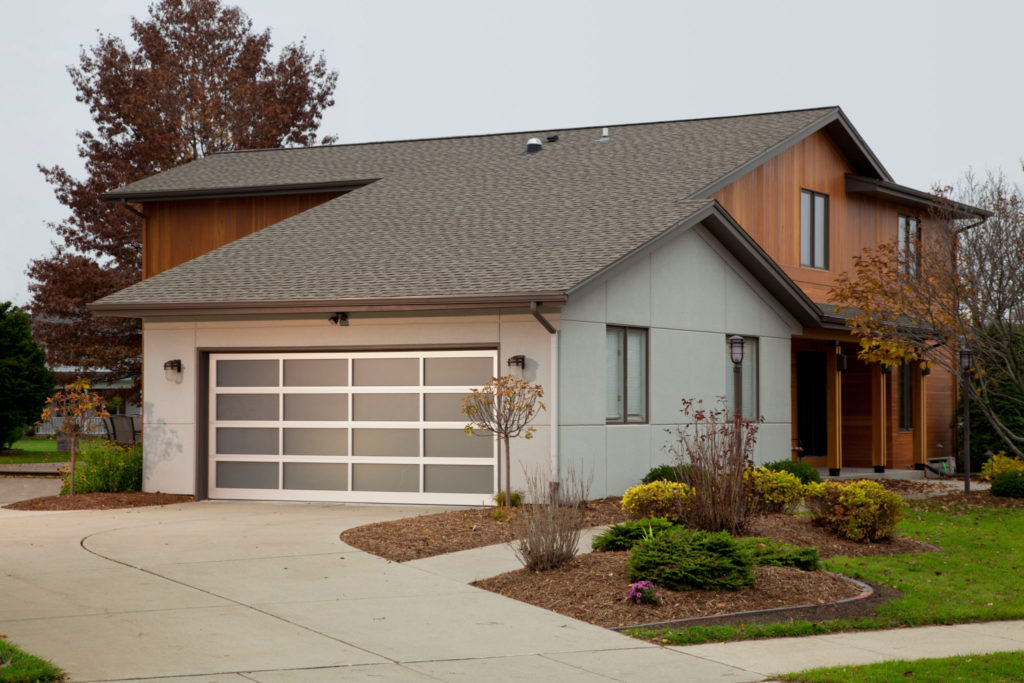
(207, 350, 498, 504)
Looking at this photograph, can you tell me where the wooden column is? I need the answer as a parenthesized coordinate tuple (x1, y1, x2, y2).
(826, 344, 842, 476)
(871, 364, 887, 472)
(912, 362, 928, 469)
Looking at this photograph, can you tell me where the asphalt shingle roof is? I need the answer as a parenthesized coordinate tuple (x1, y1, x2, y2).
(93, 107, 839, 312)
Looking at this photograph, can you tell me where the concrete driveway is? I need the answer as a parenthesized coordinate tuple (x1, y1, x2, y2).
(0, 501, 759, 682)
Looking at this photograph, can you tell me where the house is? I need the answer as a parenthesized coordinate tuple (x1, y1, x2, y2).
(91, 106, 986, 505)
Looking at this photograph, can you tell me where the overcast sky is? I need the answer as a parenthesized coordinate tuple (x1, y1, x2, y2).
(2, 0, 1021, 307)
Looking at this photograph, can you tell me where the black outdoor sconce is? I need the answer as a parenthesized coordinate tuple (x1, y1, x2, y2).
(163, 359, 183, 382)
(836, 354, 848, 372)
(507, 354, 526, 368)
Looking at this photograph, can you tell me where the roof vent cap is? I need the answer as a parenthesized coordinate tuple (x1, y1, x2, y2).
(597, 127, 610, 142)
(526, 137, 543, 154)
(546, 134, 559, 143)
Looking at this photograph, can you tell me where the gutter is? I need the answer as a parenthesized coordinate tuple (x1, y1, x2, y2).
(530, 302, 560, 492)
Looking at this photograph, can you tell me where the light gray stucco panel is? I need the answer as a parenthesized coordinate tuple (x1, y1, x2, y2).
(606, 426, 651, 494)
(557, 320, 607, 426)
(753, 422, 792, 466)
(558, 426, 607, 496)
(563, 281, 606, 323)
(605, 254, 651, 327)
(758, 336, 793, 424)
(650, 226, 727, 332)
(648, 329, 726, 425)
(724, 263, 765, 337)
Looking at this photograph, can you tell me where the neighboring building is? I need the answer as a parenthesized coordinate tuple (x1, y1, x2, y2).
(91, 107, 986, 504)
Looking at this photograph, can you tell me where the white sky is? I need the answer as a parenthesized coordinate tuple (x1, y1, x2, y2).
(2, 0, 1022, 306)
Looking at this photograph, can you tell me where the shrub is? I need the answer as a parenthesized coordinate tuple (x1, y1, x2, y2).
(981, 452, 1024, 481)
(626, 580, 662, 605)
(592, 517, 678, 551)
(991, 470, 1024, 498)
(60, 440, 142, 495)
(494, 490, 523, 507)
(764, 459, 821, 484)
(511, 466, 588, 571)
(745, 467, 805, 514)
(621, 481, 692, 523)
(736, 537, 819, 571)
(804, 480, 903, 543)
(642, 464, 683, 484)
(627, 527, 754, 591)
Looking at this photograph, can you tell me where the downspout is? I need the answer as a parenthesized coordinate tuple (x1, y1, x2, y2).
(119, 199, 145, 219)
(531, 302, 559, 492)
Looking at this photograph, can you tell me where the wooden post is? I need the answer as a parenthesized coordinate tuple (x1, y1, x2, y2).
(912, 362, 927, 469)
(826, 344, 842, 476)
(871, 364, 887, 473)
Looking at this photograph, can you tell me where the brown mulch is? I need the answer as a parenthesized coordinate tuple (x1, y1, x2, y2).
(744, 513, 935, 558)
(473, 553, 864, 629)
(917, 489, 1024, 510)
(4, 492, 194, 510)
(340, 497, 629, 562)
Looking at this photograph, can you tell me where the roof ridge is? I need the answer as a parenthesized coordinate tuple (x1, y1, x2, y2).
(210, 106, 841, 156)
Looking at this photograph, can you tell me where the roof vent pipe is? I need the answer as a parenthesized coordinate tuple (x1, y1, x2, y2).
(526, 137, 543, 154)
(597, 127, 610, 142)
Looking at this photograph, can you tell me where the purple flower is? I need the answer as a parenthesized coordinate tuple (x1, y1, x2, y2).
(627, 580, 661, 605)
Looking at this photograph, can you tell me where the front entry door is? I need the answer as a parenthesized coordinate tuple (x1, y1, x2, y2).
(796, 351, 828, 457)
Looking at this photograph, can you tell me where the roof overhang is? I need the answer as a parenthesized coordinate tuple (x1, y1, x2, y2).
(89, 292, 567, 319)
(845, 175, 991, 219)
(101, 178, 377, 203)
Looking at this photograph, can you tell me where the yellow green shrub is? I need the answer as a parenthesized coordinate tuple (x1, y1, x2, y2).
(621, 481, 692, 522)
(744, 467, 804, 514)
(804, 480, 903, 543)
(981, 452, 1024, 481)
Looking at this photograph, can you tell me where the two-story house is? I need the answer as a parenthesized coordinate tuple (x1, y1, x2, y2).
(91, 106, 986, 505)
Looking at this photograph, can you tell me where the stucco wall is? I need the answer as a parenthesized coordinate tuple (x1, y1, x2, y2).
(141, 309, 557, 495)
(558, 223, 801, 497)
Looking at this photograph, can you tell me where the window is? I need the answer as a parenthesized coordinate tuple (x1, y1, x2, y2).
(606, 326, 647, 423)
(724, 336, 758, 420)
(800, 190, 829, 269)
(898, 215, 921, 278)
(898, 363, 913, 431)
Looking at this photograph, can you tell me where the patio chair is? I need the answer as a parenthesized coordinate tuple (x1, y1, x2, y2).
(109, 415, 135, 445)
(130, 414, 142, 441)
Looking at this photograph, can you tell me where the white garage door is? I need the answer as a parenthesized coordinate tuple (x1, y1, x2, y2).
(208, 350, 497, 504)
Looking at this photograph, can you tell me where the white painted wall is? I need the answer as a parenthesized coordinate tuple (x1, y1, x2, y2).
(141, 309, 558, 495)
(558, 223, 802, 497)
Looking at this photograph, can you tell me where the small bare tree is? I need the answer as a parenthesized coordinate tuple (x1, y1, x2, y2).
(40, 379, 108, 495)
(511, 464, 589, 571)
(461, 376, 545, 509)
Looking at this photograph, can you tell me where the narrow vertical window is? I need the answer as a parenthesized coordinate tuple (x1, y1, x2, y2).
(898, 215, 921, 278)
(800, 189, 829, 269)
(725, 337, 758, 420)
(898, 363, 913, 430)
(606, 326, 648, 424)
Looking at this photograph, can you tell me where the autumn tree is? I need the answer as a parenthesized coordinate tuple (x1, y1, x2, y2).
(0, 303, 56, 448)
(462, 376, 546, 509)
(830, 171, 1024, 458)
(29, 0, 338, 398)
(40, 379, 108, 495)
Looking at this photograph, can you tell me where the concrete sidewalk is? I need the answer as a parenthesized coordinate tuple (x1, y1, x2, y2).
(0, 502, 1019, 682)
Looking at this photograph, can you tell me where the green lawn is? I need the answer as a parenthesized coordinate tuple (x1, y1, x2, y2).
(631, 501, 1024, 645)
(0, 439, 106, 464)
(780, 650, 1024, 682)
(0, 637, 64, 682)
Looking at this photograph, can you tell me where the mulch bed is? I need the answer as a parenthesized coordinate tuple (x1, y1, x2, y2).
(340, 496, 629, 562)
(744, 513, 934, 559)
(4, 492, 194, 510)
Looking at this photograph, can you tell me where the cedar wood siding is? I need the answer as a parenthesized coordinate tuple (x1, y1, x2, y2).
(142, 192, 341, 278)
(711, 130, 955, 467)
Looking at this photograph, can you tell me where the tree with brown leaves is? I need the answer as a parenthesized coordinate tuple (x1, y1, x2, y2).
(29, 0, 338, 398)
(830, 172, 1024, 458)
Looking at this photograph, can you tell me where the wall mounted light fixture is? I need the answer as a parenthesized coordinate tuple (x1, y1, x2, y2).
(163, 359, 183, 382)
(507, 354, 526, 368)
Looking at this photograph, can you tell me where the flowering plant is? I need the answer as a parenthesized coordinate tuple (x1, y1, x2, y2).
(626, 580, 662, 605)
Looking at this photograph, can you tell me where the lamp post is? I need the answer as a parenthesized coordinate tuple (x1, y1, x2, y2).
(960, 344, 973, 494)
(728, 336, 745, 420)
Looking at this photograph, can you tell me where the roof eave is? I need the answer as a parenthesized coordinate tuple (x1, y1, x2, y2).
(101, 178, 377, 203)
(845, 175, 992, 219)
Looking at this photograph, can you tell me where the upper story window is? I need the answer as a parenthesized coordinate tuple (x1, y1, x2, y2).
(800, 190, 829, 269)
(606, 326, 648, 424)
(898, 215, 921, 278)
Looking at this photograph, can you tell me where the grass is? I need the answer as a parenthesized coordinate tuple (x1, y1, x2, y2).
(630, 500, 1024, 645)
(0, 636, 64, 682)
(0, 439, 77, 464)
(780, 650, 1024, 682)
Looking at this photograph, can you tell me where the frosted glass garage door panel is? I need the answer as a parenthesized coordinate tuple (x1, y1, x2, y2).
(352, 394, 419, 421)
(284, 463, 348, 491)
(424, 429, 493, 458)
(216, 428, 278, 455)
(352, 464, 419, 492)
(424, 465, 493, 493)
(353, 429, 418, 457)
(284, 394, 348, 421)
(216, 461, 279, 489)
(424, 393, 468, 421)
(216, 394, 279, 421)
(216, 360, 278, 387)
(353, 358, 418, 386)
(424, 357, 493, 386)
(283, 428, 348, 456)
(284, 359, 348, 386)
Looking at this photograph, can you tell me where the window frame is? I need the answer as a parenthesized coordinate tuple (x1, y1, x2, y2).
(725, 335, 759, 421)
(800, 189, 830, 270)
(897, 362, 913, 431)
(605, 325, 649, 425)
(898, 214, 921, 278)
